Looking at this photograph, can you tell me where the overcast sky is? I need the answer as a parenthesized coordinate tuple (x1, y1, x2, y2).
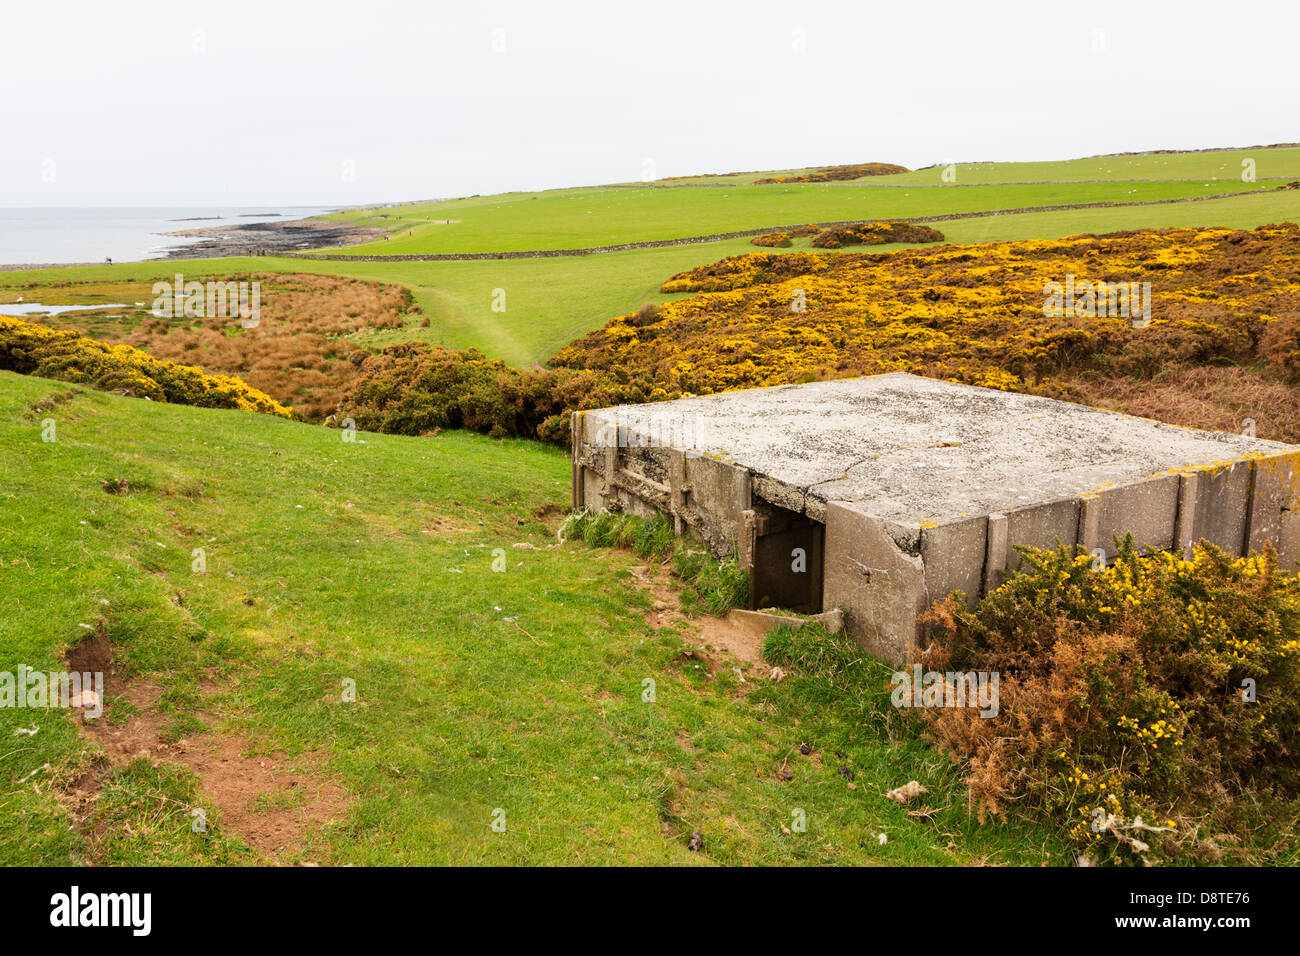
(2, 0, 1296, 207)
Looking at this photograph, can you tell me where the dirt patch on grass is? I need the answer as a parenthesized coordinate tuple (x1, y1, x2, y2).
(532, 502, 567, 528)
(74, 656, 350, 862)
(696, 616, 771, 670)
(65, 621, 114, 676)
(629, 563, 770, 674)
(25, 388, 79, 418)
(420, 513, 481, 537)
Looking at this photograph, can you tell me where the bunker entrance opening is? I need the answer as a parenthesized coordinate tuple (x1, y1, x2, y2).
(749, 502, 824, 614)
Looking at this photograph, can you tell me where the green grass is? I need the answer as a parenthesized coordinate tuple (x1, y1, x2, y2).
(564, 510, 749, 616)
(935, 186, 1300, 244)
(594, 145, 1300, 187)
(324, 178, 1270, 255)
(876, 144, 1300, 186)
(9, 183, 1300, 370)
(0, 372, 1065, 865)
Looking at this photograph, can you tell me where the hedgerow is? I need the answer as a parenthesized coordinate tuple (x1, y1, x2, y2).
(0, 317, 291, 417)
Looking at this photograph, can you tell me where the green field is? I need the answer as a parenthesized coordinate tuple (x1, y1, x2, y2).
(876, 145, 1300, 186)
(0, 372, 1064, 865)
(7, 176, 1300, 368)
(3, 244, 758, 367)
(325, 178, 1270, 255)
(652, 145, 1300, 187)
(930, 185, 1300, 244)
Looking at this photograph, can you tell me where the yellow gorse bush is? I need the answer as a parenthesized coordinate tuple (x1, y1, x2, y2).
(0, 317, 291, 417)
(920, 536, 1300, 864)
(552, 222, 1300, 439)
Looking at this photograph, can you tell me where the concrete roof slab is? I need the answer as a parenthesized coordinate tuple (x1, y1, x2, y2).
(583, 373, 1299, 526)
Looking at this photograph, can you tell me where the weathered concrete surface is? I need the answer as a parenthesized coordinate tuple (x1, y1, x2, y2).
(1088, 473, 1181, 560)
(920, 516, 987, 609)
(726, 608, 844, 641)
(575, 373, 1300, 660)
(824, 502, 929, 661)
(579, 373, 1296, 527)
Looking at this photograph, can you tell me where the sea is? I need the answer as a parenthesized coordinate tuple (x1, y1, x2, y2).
(0, 206, 338, 267)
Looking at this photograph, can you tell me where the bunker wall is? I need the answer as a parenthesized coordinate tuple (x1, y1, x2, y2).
(574, 411, 1300, 665)
(828, 453, 1300, 662)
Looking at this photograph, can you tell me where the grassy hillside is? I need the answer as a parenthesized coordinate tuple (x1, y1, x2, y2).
(617, 146, 1300, 187)
(9, 183, 1300, 370)
(0, 372, 1063, 865)
(324, 178, 1269, 255)
(880, 145, 1300, 186)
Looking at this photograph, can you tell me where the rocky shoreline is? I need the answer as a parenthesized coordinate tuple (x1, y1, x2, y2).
(0, 261, 100, 272)
(159, 216, 386, 259)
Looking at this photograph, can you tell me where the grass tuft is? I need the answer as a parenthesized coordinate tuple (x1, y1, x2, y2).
(566, 509, 747, 613)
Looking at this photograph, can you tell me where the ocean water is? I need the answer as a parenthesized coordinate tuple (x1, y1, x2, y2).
(0, 206, 336, 266)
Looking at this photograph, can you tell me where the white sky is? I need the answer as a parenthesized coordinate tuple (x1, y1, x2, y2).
(2, 0, 1296, 206)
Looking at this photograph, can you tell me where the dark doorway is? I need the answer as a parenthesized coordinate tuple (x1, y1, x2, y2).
(749, 505, 824, 613)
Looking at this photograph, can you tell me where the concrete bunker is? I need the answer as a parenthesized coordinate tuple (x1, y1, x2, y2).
(572, 373, 1300, 662)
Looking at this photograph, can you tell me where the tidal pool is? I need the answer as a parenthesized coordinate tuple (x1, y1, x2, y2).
(0, 303, 129, 317)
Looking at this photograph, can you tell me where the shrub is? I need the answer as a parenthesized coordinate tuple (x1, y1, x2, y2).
(629, 303, 663, 327)
(336, 342, 622, 443)
(751, 232, 793, 248)
(1261, 311, 1300, 383)
(755, 163, 908, 184)
(657, 252, 830, 293)
(919, 537, 1300, 863)
(555, 223, 1300, 442)
(0, 317, 291, 417)
(325, 225, 1300, 449)
(811, 221, 946, 248)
